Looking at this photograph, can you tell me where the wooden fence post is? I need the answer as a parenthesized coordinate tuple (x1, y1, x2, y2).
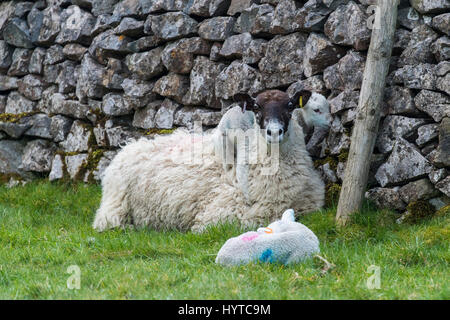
(336, 0, 399, 226)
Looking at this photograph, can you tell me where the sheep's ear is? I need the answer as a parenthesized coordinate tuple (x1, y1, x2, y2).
(233, 93, 257, 112)
(281, 209, 295, 222)
(289, 90, 312, 109)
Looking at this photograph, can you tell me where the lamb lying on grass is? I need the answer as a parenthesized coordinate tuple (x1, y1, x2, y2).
(93, 89, 331, 232)
(215, 209, 320, 266)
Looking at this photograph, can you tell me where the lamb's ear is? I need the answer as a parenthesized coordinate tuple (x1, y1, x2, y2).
(281, 209, 296, 222)
(233, 93, 257, 112)
(289, 90, 312, 110)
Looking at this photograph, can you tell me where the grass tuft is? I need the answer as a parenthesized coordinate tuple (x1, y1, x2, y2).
(0, 180, 448, 299)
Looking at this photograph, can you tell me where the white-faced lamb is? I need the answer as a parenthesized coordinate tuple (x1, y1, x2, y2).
(92, 89, 331, 233)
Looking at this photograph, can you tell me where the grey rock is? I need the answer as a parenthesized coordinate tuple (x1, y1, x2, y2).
(429, 168, 447, 184)
(49, 154, 65, 181)
(102, 93, 132, 116)
(105, 120, 141, 147)
(435, 176, 450, 197)
(323, 51, 365, 91)
(127, 35, 163, 53)
(42, 63, 63, 84)
(294, 0, 333, 32)
(432, 13, 450, 35)
(91, 14, 120, 36)
(393, 28, 412, 53)
(286, 75, 327, 97)
(76, 54, 107, 102)
(5, 91, 37, 114)
(56, 60, 79, 94)
(0, 122, 30, 139)
(210, 42, 222, 61)
(161, 37, 211, 74)
(432, 36, 450, 62)
(0, 95, 6, 113)
(20, 139, 55, 172)
(326, 117, 351, 155)
(259, 32, 307, 88)
(50, 93, 91, 119)
(397, 7, 424, 30)
(329, 90, 359, 114)
(17, 74, 45, 101)
(243, 38, 267, 64)
(153, 73, 190, 104)
(35, 6, 61, 46)
(93, 150, 117, 181)
(2, 18, 33, 49)
(234, 4, 274, 36)
(0, 41, 13, 72)
(50, 115, 73, 142)
(365, 187, 406, 211)
(125, 47, 165, 80)
(114, 17, 144, 37)
(414, 90, 450, 122)
(376, 115, 427, 154)
(398, 38, 435, 66)
(183, 56, 226, 108)
(410, 0, 450, 14)
(92, 0, 120, 16)
(416, 124, 439, 146)
(62, 43, 87, 61)
(150, 12, 198, 41)
(408, 24, 439, 45)
(375, 138, 433, 187)
(21, 113, 52, 139)
(44, 44, 64, 65)
(0, 76, 18, 91)
(303, 32, 347, 77)
(228, 0, 258, 15)
(56, 5, 96, 45)
(65, 153, 88, 179)
(436, 72, 450, 95)
(60, 120, 93, 153)
(393, 63, 437, 90)
(399, 178, 440, 203)
(318, 162, 338, 184)
(7, 48, 32, 76)
(428, 195, 450, 210)
(198, 16, 235, 41)
(0, 2, 15, 36)
(188, 0, 231, 17)
(220, 33, 253, 59)
(270, 0, 301, 35)
(324, 1, 370, 51)
(132, 101, 161, 129)
(0, 139, 27, 176)
(155, 99, 180, 129)
(434, 117, 450, 167)
(215, 60, 263, 100)
(121, 78, 156, 109)
(89, 29, 132, 63)
(383, 86, 419, 116)
(28, 47, 45, 74)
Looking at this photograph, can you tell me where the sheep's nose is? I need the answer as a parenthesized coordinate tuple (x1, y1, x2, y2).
(267, 128, 283, 136)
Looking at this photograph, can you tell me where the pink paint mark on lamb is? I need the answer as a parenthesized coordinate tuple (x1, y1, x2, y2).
(242, 233, 259, 242)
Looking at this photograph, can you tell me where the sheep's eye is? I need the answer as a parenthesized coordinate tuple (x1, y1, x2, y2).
(314, 109, 321, 114)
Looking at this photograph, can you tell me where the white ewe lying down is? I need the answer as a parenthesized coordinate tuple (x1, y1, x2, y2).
(93, 89, 331, 232)
(215, 209, 320, 266)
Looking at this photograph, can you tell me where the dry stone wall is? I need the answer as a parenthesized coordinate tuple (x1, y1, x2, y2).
(0, 0, 449, 214)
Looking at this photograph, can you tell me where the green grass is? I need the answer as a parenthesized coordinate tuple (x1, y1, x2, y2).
(0, 181, 448, 299)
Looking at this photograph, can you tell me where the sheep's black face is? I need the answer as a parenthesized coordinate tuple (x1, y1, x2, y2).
(234, 90, 311, 143)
